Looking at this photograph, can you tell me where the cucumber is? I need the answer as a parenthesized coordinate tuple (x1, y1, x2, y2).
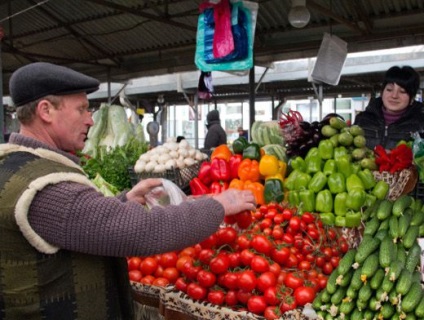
(401, 281, 423, 312)
(363, 310, 376, 320)
(380, 302, 395, 318)
(396, 269, 413, 295)
(339, 299, 355, 315)
(361, 253, 379, 280)
(337, 249, 357, 276)
(415, 294, 424, 318)
(336, 269, 353, 287)
(330, 286, 347, 305)
(377, 199, 394, 220)
(358, 283, 373, 303)
(392, 194, 413, 217)
(374, 228, 389, 241)
(363, 216, 381, 237)
(368, 296, 380, 311)
(325, 269, 340, 294)
(378, 218, 390, 231)
(410, 209, 424, 226)
(399, 209, 413, 237)
(351, 309, 364, 320)
(403, 225, 420, 249)
(355, 237, 381, 264)
(382, 273, 395, 292)
(356, 296, 368, 310)
(412, 198, 423, 212)
(389, 215, 400, 239)
(346, 284, 358, 299)
(387, 259, 404, 282)
(380, 235, 396, 268)
(370, 268, 385, 290)
(397, 243, 407, 267)
(350, 267, 364, 290)
(389, 288, 400, 305)
(320, 288, 331, 303)
(405, 242, 421, 273)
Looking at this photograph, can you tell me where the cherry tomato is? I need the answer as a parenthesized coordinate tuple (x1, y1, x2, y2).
(236, 234, 251, 250)
(207, 290, 225, 305)
(127, 257, 142, 271)
(237, 270, 257, 292)
(139, 257, 158, 275)
(140, 275, 155, 285)
(186, 282, 207, 301)
(293, 286, 315, 306)
(240, 249, 255, 266)
(209, 255, 230, 274)
(271, 226, 284, 240)
(152, 277, 169, 287)
(271, 247, 290, 265)
(128, 269, 142, 282)
(174, 277, 188, 292)
(264, 306, 280, 319)
(301, 212, 315, 224)
(154, 265, 164, 278)
(247, 295, 267, 315)
(280, 295, 297, 313)
(298, 260, 311, 271)
(176, 256, 193, 272)
(263, 286, 279, 306)
(269, 262, 281, 277)
(235, 210, 253, 229)
(196, 269, 217, 288)
(221, 272, 239, 290)
(282, 208, 294, 221)
(236, 289, 252, 304)
(264, 208, 277, 220)
(225, 290, 238, 306)
(250, 255, 270, 273)
(199, 234, 218, 249)
(256, 271, 277, 293)
(273, 213, 284, 225)
(179, 246, 197, 258)
(216, 226, 238, 245)
(281, 233, 294, 244)
(330, 256, 341, 268)
(284, 272, 304, 289)
(162, 267, 179, 284)
(259, 218, 273, 230)
(285, 253, 298, 268)
(322, 261, 334, 275)
(228, 252, 241, 268)
(159, 251, 178, 268)
(198, 249, 214, 265)
(289, 216, 301, 232)
(251, 234, 273, 256)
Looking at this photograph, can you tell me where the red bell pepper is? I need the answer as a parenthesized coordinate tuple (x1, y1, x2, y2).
(198, 161, 212, 186)
(229, 154, 242, 180)
(210, 181, 229, 194)
(210, 157, 230, 182)
(189, 177, 210, 195)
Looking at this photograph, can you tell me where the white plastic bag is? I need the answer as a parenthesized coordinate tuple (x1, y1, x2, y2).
(145, 179, 187, 208)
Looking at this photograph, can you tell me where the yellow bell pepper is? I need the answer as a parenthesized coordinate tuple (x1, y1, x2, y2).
(259, 154, 280, 177)
(278, 160, 287, 178)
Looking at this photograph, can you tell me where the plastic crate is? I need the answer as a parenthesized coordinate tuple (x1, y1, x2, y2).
(128, 161, 203, 195)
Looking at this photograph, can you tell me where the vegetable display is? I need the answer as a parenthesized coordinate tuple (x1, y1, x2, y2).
(313, 194, 424, 319)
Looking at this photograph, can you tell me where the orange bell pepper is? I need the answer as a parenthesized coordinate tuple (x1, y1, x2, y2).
(211, 144, 232, 162)
(238, 158, 261, 182)
(244, 180, 265, 205)
(229, 178, 245, 190)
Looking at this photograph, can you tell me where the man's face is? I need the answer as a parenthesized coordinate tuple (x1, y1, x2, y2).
(49, 93, 94, 152)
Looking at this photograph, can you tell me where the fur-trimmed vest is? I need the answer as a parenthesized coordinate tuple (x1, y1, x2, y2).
(0, 144, 133, 320)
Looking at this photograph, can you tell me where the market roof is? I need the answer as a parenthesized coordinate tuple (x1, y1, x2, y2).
(2, 0, 424, 105)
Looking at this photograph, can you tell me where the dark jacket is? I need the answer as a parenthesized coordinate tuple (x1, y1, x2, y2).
(204, 110, 227, 149)
(354, 97, 424, 150)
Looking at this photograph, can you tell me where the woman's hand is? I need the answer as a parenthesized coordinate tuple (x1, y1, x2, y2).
(212, 189, 256, 216)
(126, 178, 163, 204)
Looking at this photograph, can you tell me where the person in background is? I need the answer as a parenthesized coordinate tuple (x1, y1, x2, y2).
(237, 126, 248, 140)
(204, 109, 227, 149)
(354, 65, 424, 150)
(176, 135, 185, 143)
(0, 62, 256, 320)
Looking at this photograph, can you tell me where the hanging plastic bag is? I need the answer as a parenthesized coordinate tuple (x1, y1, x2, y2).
(203, 3, 248, 63)
(198, 71, 214, 100)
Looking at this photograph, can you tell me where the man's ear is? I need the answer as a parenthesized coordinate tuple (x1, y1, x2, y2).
(36, 100, 54, 123)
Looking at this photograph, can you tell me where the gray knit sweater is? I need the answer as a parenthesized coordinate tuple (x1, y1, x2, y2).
(9, 133, 225, 257)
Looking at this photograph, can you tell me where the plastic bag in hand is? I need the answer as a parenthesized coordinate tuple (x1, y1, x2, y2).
(145, 179, 187, 209)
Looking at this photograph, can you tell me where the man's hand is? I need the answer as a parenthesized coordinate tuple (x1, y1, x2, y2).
(212, 189, 256, 216)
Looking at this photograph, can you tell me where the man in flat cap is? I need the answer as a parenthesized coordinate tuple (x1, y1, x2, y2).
(0, 62, 256, 319)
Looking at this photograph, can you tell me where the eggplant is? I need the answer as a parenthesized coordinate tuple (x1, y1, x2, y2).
(299, 121, 311, 131)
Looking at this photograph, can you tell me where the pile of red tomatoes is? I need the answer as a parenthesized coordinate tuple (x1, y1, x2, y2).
(127, 203, 349, 319)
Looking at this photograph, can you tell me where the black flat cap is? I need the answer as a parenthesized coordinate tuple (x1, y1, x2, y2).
(9, 62, 100, 106)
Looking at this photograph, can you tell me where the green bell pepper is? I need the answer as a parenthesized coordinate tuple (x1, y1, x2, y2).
(345, 211, 361, 227)
(306, 155, 323, 174)
(345, 188, 366, 211)
(308, 171, 327, 193)
(294, 171, 312, 190)
(315, 189, 333, 213)
(364, 193, 377, 208)
(264, 179, 284, 204)
(335, 216, 347, 227)
(328, 172, 346, 194)
(320, 212, 335, 226)
(288, 190, 300, 206)
(318, 139, 334, 160)
(283, 170, 299, 191)
(323, 159, 337, 176)
(242, 143, 261, 161)
(351, 163, 361, 174)
(357, 169, 377, 190)
(299, 189, 315, 213)
(336, 154, 353, 179)
(305, 147, 319, 161)
(333, 146, 348, 160)
(290, 156, 307, 172)
(346, 173, 365, 193)
(232, 136, 248, 154)
(334, 192, 348, 216)
(372, 180, 389, 200)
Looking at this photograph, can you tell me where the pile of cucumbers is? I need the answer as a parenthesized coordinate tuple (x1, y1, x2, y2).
(313, 194, 424, 319)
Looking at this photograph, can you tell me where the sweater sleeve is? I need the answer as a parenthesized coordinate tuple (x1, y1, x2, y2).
(28, 182, 225, 257)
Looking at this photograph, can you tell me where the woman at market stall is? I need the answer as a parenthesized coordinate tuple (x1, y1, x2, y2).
(0, 62, 257, 320)
(354, 65, 424, 150)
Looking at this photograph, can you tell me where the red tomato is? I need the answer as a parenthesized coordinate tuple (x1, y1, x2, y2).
(198, 249, 214, 265)
(228, 252, 241, 268)
(307, 228, 320, 240)
(186, 283, 207, 301)
(216, 226, 238, 245)
(207, 290, 225, 305)
(240, 249, 255, 266)
(250, 235, 273, 256)
(140, 275, 155, 285)
(277, 270, 287, 285)
(298, 260, 311, 271)
(199, 234, 218, 249)
(196, 270, 217, 288)
(271, 226, 284, 240)
(235, 210, 253, 229)
(152, 277, 169, 287)
(317, 276, 328, 289)
(247, 295, 267, 315)
(280, 295, 297, 313)
(237, 270, 257, 292)
(128, 269, 142, 282)
(162, 267, 179, 284)
(289, 216, 301, 232)
(176, 256, 193, 272)
(209, 255, 230, 274)
(184, 264, 202, 281)
(285, 253, 299, 268)
(236, 289, 252, 304)
(256, 271, 277, 293)
(225, 290, 238, 306)
(139, 257, 158, 275)
(264, 208, 277, 220)
(284, 272, 304, 289)
(301, 212, 315, 224)
(315, 256, 325, 268)
(221, 272, 239, 290)
(331, 256, 341, 268)
(154, 265, 164, 278)
(282, 208, 294, 220)
(321, 247, 333, 260)
(179, 246, 197, 258)
(159, 251, 178, 268)
(269, 262, 281, 277)
(293, 286, 316, 306)
(264, 306, 280, 319)
(273, 213, 284, 225)
(250, 255, 270, 273)
(127, 257, 142, 271)
(322, 261, 334, 275)
(263, 286, 279, 306)
(281, 233, 294, 244)
(339, 240, 349, 253)
(236, 234, 251, 250)
(259, 218, 273, 230)
(174, 277, 188, 292)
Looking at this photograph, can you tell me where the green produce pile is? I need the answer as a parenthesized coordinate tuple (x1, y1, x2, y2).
(313, 194, 424, 319)
(80, 137, 149, 191)
(284, 116, 389, 227)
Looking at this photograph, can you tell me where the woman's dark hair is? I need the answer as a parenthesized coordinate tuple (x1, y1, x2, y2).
(176, 136, 185, 143)
(382, 66, 420, 100)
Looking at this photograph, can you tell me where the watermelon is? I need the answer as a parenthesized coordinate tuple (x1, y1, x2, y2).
(251, 121, 285, 147)
(262, 144, 287, 162)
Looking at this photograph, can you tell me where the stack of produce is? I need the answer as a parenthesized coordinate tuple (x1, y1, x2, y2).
(128, 203, 350, 319)
(313, 194, 424, 319)
(284, 116, 389, 228)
